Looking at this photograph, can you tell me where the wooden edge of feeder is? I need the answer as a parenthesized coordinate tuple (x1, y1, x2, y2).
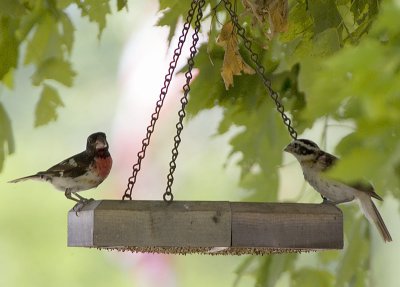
(68, 200, 343, 254)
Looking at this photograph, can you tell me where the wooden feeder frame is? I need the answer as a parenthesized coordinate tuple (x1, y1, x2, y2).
(68, 0, 344, 254)
(68, 200, 343, 254)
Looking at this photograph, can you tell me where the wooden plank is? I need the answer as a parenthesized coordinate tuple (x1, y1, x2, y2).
(68, 200, 343, 251)
(68, 200, 231, 248)
(231, 202, 343, 249)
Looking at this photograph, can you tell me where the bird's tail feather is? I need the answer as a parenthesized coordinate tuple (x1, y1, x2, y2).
(359, 196, 392, 242)
(8, 174, 41, 183)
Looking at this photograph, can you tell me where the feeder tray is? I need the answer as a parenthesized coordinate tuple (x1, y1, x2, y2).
(68, 200, 343, 255)
(68, 0, 344, 254)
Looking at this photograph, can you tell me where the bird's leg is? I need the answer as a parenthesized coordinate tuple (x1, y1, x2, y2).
(72, 192, 94, 215)
(73, 192, 94, 203)
(65, 189, 80, 203)
(65, 189, 89, 216)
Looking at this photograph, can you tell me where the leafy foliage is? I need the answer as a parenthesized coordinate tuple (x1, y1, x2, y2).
(0, 0, 128, 169)
(159, 0, 397, 286)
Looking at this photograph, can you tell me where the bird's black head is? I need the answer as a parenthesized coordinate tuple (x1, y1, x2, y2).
(86, 132, 109, 154)
(284, 139, 320, 160)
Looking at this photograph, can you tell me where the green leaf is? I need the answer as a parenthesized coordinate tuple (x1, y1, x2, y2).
(24, 14, 63, 65)
(308, 0, 342, 34)
(279, 1, 312, 44)
(2, 68, 14, 89)
(60, 12, 75, 54)
(0, 0, 26, 17)
(156, 8, 179, 46)
(206, 15, 220, 55)
(117, 0, 128, 11)
(57, 0, 76, 10)
(269, 63, 306, 133)
(256, 254, 297, 287)
(77, 0, 111, 38)
(370, 0, 400, 43)
(328, 147, 384, 182)
(186, 45, 225, 117)
(15, 4, 42, 42)
(32, 58, 76, 87)
(332, 121, 400, 197)
(157, 0, 197, 46)
(226, 104, 288, 201)
(233, 256, 257, 287)
(0, 17, 19, 81)
(317, 249, 341, 265)
(351, 0, 379, 25)
(292, 267, 335, 287)
(312, 27, 341, 57)
(279, 2, 311, 64)
(35, 84, 65, 127)
(158, 0, 177, 10)
(0, 103, 15, 172)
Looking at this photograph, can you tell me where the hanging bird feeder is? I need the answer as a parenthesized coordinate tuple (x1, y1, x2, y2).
(68, 0, 343, 255)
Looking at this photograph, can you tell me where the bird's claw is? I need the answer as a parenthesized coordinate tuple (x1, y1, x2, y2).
(72, 198, 94, 216)
(82, 197, 94, 203)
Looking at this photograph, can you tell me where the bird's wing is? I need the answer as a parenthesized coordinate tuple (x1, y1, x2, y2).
(316, 151, 338, 171)
(318, 151, 383, 201)
(41, 151, 92, 178)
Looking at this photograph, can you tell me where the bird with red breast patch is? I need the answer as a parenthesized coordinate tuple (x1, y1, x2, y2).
(9, 132, 112, 211)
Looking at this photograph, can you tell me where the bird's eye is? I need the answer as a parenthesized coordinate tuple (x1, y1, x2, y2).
(300, 148, 310, 155)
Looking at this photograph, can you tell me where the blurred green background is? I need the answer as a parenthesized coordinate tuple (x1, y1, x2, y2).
(1, 1, 399, 287)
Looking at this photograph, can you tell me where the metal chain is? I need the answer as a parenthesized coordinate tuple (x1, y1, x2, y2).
(123, 0, 200, 200)
(221, 0, 298, 140)
(163, 0, 206, 202)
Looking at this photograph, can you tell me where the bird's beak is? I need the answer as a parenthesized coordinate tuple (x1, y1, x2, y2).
(283, 144, 291, 153)
(95, 140, 108, 150)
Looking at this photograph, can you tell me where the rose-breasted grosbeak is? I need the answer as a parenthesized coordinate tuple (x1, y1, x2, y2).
(9, 132, 112, 210)
(284, 139, 392, 242)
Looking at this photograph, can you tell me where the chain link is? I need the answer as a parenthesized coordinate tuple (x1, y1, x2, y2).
(221, 0, 298, 140)
(163, 0, 206, 202)
(123, 0, 200, 200)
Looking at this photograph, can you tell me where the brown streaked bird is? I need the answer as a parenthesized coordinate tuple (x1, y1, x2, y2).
(284, 139, 392, 242)
(9, 132, 112, 211)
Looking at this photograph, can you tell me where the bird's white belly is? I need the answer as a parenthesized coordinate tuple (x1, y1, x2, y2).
(50, 172, 103, 192)
(303, 171, 355, 203)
